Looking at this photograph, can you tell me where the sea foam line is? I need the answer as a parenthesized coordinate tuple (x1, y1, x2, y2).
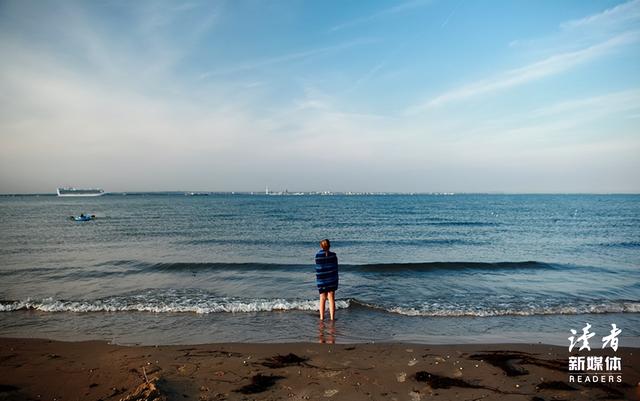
(1, 298, 639, 316)
(376, 302, 640, 317)
(0, 298, 350, 314)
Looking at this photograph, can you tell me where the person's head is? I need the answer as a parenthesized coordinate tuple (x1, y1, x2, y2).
(320, 239, 331, 251)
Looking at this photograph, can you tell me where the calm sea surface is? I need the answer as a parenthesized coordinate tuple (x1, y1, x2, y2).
(1, 194, 638, 345)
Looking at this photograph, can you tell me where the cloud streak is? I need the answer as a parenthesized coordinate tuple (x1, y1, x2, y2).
(408, 31, 640, 112)
(494, 90, 640, 142)
(561, 0, 640, 30)
(441, 0, 462, 28)
(329, 0, 431, 32)
(198, 38, 375, 79)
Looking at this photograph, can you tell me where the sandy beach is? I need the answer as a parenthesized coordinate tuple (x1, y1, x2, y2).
(1, 337, 638, 401)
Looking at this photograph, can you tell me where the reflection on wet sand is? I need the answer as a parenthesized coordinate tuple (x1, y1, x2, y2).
(318, 319, 336, 344)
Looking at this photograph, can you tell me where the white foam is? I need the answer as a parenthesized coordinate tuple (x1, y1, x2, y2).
(1, 298, 638, 317)
(383, 302, 640, 317)
(0, 297, 351, 314)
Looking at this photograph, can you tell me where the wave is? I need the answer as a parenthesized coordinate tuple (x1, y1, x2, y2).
(182, 238, 487, 246)
(427, 221, 498, 227)
(2, 297, 638, 317)
(0, 260, 568, 280)
(598, 241, 640, 249)
(347, 261, 555, 271)
(338, 238, 487, 246)
(105, 260, 560, 273)
(351, 300, 640, 317)
(0, 297, 349, 314)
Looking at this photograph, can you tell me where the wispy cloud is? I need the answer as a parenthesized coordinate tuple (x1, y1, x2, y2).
(408, 31, 640, 112)
(347, 61, 386, 93)
(198, 38, 374, 79)
(561, 0, 640, 30)
(441, 0, 462, 28)
(510, 0, 640, 50)
(329, 0, 431, 32)
(502, 90, 640, 139)
(526, 89, 640, 118)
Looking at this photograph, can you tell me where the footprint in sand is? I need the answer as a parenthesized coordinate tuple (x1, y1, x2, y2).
(324, 389, 338, 397)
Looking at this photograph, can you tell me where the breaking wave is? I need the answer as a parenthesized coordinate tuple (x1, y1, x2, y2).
(0, 297, 350, 314)
(353, 300, 640, 317)
(1, 297, 638, 317)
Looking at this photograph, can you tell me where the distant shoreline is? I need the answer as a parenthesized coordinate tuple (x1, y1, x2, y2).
(1, 191, 639, 196)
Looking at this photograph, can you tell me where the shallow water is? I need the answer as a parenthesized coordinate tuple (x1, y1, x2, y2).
(0, 193, 638, 345)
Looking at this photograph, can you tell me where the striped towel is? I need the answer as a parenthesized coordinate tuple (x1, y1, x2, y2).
(315, 250, 339, 293)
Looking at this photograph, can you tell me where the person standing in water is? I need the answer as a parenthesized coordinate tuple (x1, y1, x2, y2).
(314, 239, 339, 320)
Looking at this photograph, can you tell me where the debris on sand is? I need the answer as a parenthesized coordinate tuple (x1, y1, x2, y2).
(119, 378, 166, 401)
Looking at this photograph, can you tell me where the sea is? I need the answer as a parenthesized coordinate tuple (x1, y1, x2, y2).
(0, 193, 638, 346)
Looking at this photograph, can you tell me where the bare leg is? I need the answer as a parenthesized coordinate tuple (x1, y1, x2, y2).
(328, 291, 336, 320)
(319, 292, 327, 320)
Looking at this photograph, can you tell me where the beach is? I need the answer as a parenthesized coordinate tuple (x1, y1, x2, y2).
(2, 0, 640, 398)
(2, 337, 638, 401)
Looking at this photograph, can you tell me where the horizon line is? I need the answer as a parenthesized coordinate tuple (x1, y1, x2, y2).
(1, 191, 639, 196)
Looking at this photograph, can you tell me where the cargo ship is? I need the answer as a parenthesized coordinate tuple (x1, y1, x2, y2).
(56, 187, 105, 197)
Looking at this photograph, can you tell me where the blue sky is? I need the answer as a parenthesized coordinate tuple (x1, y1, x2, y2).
(1, 0, 639, 193)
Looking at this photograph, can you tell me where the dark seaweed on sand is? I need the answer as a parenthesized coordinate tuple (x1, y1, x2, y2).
(0, 384, 29, 401)
(261, 353, 308, 368)
(469, 352, 565, 376)
(234, 374, 284, 394)
(536, 381, 576, 391)
(413, 371, 483, 389)
(590, 382, 627, 398)
(536, 381, 627, 398)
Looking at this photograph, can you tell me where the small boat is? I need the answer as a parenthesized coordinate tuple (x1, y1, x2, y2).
(70, 214, 96, 221)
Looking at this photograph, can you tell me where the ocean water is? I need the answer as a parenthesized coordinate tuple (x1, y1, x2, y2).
(0, 193, 639, 345)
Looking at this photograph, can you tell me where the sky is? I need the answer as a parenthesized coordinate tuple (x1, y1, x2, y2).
(0, 0, 639, 193)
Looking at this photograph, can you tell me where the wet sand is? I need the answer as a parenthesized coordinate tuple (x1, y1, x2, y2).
(0, 337, 638, 401)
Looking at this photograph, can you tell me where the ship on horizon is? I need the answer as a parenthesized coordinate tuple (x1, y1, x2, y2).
(56, 187, 105, 197)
